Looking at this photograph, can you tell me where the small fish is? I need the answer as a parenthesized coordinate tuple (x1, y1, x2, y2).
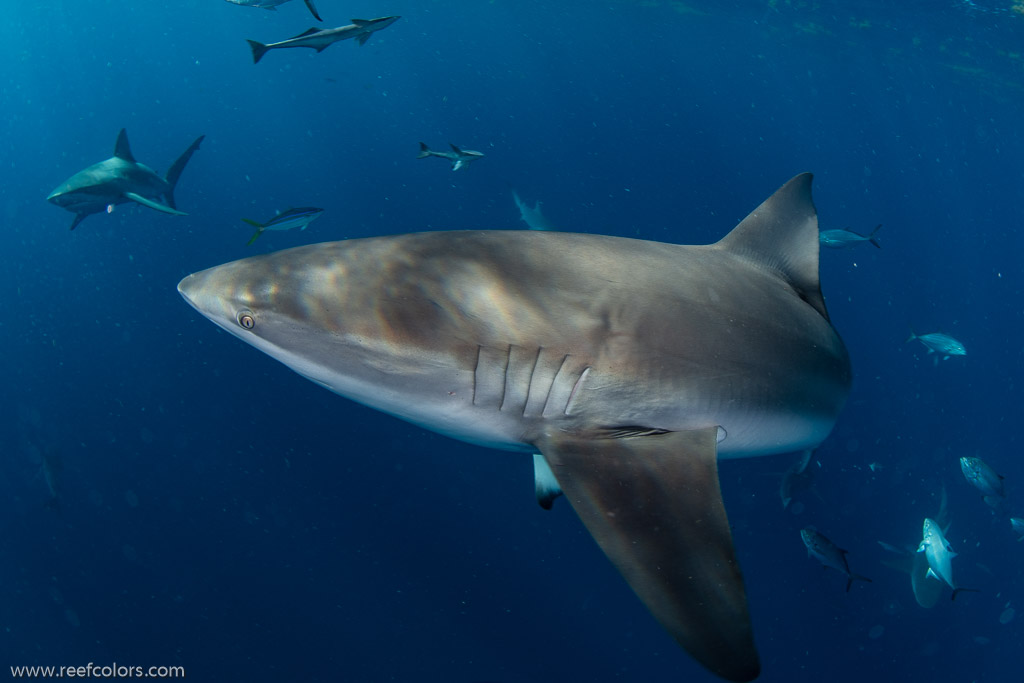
(1011, 518, 1024, 542)
(417, 142, 484, 171)
(242, 207, 324, 245)
(917, 518, 977, 600)
(224, 0, 322, 21)
(819, 224, 882, 249)
(959, 456, 1005, 509)
(801, 528, 872, 592)
(906, 331, 966, 360)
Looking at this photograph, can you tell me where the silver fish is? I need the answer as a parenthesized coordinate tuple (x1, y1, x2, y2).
(906, 331, 966, 359)
(819, 224, 881, 249)
(801, 528, 872, 592)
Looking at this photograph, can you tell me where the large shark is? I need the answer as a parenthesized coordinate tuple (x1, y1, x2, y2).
(177, 173, 851, 681)
(247, 16, 401, 64)
(47, 129, 204, 231)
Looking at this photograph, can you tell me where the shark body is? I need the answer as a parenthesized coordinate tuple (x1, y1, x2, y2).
(512, 189, 557, 230)
(416, 142, 484, 171)
(47, 129, 204, 231)
(247, 16, 400, 64)
(177, 173, 851, 681)
(224, 0, 322, 21)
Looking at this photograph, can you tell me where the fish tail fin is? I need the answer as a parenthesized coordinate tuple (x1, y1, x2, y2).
(869, 223, 882, 248)
(246, 227, 264, 246)
(951, 587, 980, 601)
(248, 39, 270, 64)
(416, 142, 432, 159)
(906, 329, 917, 344)
(241, 218, 263, 228)
(164, 135, 205, 210)
(846, 574, 873, 592)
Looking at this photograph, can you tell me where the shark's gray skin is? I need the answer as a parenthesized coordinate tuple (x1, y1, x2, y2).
(417, 142, 484, 171)
(224, 0, 322, 22)
(247, 16, 401, 64)
(800, 528, 871, 592)
(47, 129, 204, 231)
(177, 174, 851, 682)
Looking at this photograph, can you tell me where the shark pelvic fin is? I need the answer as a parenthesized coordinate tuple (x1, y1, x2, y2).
(123, 192, 186, 216)
(536, 426, 759, 682)
(114, 129, 135, 163)
(356, 32, 372, 46)
(716, 173, 829, 321)
(532, 453, 562, 510)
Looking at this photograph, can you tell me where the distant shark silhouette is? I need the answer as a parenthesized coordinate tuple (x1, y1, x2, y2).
(47, 129, 204, 231)
(178, 174, 852, 681)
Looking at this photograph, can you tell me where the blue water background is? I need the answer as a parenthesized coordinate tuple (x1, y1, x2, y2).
(2, 1, 1022, 680)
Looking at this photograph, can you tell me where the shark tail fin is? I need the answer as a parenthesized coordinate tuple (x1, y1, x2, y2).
(248, 39, 270, 64)
(868, 223, 882, 249)
(417, 142, 433, 159)
(845, 574, 873, 592)
(951, 587, 980, 601)
(164, 135, 205, 210)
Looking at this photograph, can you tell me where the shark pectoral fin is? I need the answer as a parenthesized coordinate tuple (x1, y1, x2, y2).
(532, 453, 562, 510)
(536, 427, 759, 683)
(303, 0, 322, 21)
(69, 214, 87, 231)
(123, 192, 187, 216)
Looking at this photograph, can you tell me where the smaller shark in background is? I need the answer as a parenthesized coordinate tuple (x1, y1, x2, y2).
(819, 224, 881, 249)
(801, 528, 872, 592)
(878, 487, 948, 609)
(248, 17, 401, 64)
(224, 0, 322, 21)
(917, 518, 977, 601)
(512, 190, 557, 230)
(960, 456, 1006, 511)
(417, 142, 484, 171)
(47, 129, 204, 231)
(243, 207, 324, 245)
(780, 449, 815, 509)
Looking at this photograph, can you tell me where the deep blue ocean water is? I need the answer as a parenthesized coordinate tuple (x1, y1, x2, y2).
(3, 1, 1023, 681)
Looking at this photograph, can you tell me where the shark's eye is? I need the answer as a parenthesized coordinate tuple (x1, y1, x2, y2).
(237, 310, 256, 330)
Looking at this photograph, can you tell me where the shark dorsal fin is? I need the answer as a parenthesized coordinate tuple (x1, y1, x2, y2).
(716, 173, 828, 321)
(293, 27, 322, 38)
(351, 18, 370, 27)
(114, 129, 135, 163)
